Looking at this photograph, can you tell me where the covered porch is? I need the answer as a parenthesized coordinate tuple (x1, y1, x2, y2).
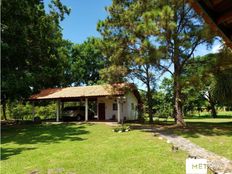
(28, 84, 130, 123)
(46, 96, 125, 123)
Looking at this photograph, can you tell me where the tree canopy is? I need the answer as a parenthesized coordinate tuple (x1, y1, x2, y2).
(98, 0, 215, 126)
(1, 0, 72, 119)
(1, 0, 230, 123)
(71, 37, 106, 86)
(1, 0, 71, 101)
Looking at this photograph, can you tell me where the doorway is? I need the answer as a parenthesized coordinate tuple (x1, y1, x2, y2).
(98, 103, 105, 120)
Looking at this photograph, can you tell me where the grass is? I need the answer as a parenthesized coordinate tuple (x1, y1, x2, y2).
(152, 112, 232, 160)
(165, 118, 232, 160)
(185, 111, 232, 119)
(1, 123, 188, 174)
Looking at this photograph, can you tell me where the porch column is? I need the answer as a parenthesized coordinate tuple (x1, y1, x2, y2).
(85, 98, 88, 121)
(117, 99, 121, 123)
(56, 100, 61, 122)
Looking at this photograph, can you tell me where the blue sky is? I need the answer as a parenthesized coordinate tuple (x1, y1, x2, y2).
(44, 0, 220, 89)
(44, 0, 220, 53)
(45, 0, 112, 44)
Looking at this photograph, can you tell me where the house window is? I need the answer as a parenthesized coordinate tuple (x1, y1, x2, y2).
(131, 103, 135, 110)
(113, 103, 118, 110)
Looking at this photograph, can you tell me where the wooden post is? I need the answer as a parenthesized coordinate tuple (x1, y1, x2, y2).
(85, 98, 88, 121)
(117, 99, 121, 123)
(56, 100, 61, 122)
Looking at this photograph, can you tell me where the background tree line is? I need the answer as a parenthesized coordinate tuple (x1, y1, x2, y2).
(1, 0, 232, 123)
(1, 0, 105, 120)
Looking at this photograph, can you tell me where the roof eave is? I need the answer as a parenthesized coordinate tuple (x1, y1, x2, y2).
(188, 0, 232, 49)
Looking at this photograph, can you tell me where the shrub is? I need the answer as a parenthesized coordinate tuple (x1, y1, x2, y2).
(11, 102, 56, 120)
(113, 125, 130, 133)
(12, 103, 32, 120)
(35, 103, 56, 120)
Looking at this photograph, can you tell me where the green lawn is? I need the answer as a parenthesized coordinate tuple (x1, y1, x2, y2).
(170, 119, 232, 160)
(1, 123, 187, 174)
(186, 111, 232, 119)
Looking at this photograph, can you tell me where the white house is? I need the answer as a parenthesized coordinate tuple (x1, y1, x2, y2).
(29, 83, 141, 122)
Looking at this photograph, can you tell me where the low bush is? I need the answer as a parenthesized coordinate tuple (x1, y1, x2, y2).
(9, 102, 56, 120)
(113, 125, 130, 133)
(12, 103, 32, 120)
(35, 104, 56, 120)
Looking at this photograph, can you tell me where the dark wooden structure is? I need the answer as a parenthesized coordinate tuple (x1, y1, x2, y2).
(189, 0, 232, 48)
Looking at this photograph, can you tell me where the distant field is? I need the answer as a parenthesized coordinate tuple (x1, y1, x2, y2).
(186, 111, 232, 118)
(156, 111, 232, 123)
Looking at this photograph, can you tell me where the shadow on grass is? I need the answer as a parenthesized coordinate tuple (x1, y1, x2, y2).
(161, 121, 232, 138)
(1, 123, 90, 160)
(1, 147, 36, 160)
(129, 120, 232, 138)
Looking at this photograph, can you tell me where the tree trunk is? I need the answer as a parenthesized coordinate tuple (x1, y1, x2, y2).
(9, 102, 12, 118)
(173, 58, 186, 127)
(2, 101, 7, 120)
(145, 65, 153, 124)
(207, 91, 217, 118)
(147, 90, 153, 124)
(174, 81, 185, 126)
(209, 100, 217, 118)
(210, 103, 217, 118)
(146, 79, 153, 124)
(172, 89, 177, 123)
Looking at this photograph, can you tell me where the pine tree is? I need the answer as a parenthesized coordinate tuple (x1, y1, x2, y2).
(98, 0, 214, 126)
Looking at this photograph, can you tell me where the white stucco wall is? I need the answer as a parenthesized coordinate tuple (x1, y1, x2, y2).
(125, 92, 138, 120)
(97, 91, 138, 121)
(97, 97, 118, 120)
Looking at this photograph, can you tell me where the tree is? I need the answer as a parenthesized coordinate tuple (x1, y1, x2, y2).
(131, 64, 157, 123)
(182, 45, 232, 118)
(1, 0, 71, 119)
(182, 53, 218, 118)
(154, 78, 173, 119)
(129, 45, 163, 123)
(97, 0, 163, 123)
(154, 1, 214, 125)
(181, 85, 205, 116)
(71, 37, 106, 86)
(98, 0, 214, 126)
(213, 46, 232, 106)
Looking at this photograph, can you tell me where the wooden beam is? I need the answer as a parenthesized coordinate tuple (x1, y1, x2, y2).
(188, 0, 232, 49)
(217, 11, 232, 24)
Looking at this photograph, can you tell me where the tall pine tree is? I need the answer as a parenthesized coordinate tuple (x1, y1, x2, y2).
(98, 0, 214, 126)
